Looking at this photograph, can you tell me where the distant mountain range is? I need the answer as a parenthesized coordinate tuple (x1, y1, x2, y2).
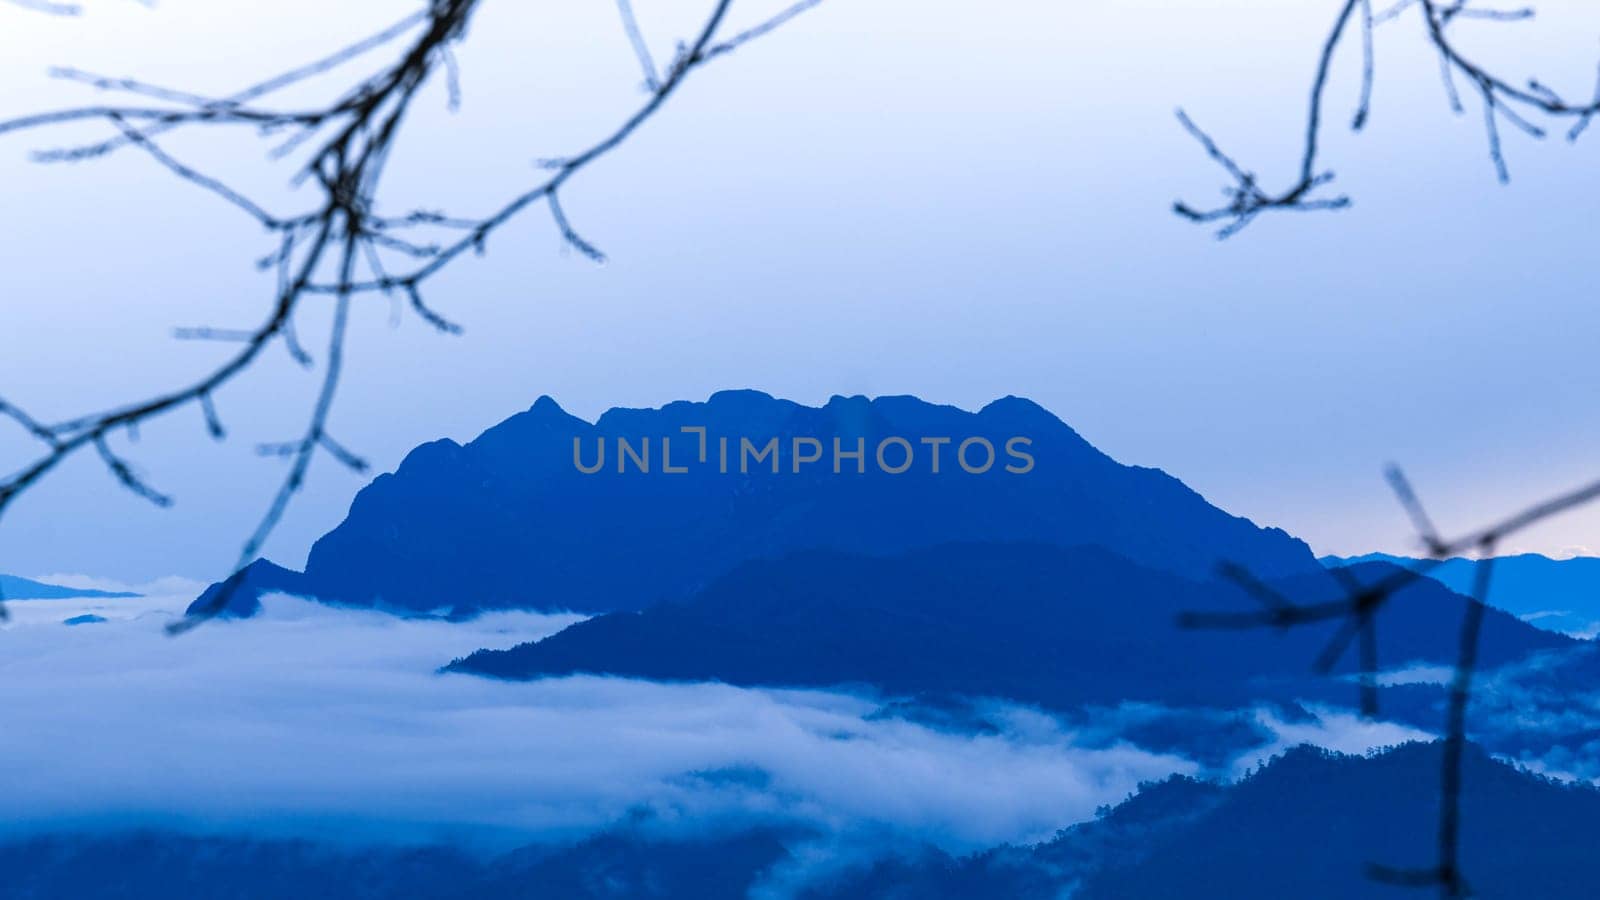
(187, 392, 1584, 717)
(116, 393, 1600, 897)
(3, 742, 1592, 899)
(810, 741, 1600, 900)
(0, 826, 797, 900)
(190, 391, 1320, 618)
(1324, 552, 1600, 637)
(0, 574, 138, 601)
(446, 543, 1570, 712)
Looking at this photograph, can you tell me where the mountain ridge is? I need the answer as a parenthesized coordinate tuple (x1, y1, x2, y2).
(444, 543, 1571, 712)
(803, 740, 1600, 899)
(0, 742, 1591, 899)
(190, 391, 1320, 619)
(0, 574, 139, 601)
(1323, 552, 1600, 636)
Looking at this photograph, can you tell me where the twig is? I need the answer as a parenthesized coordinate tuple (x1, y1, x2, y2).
(1175, 0, 1600, 236)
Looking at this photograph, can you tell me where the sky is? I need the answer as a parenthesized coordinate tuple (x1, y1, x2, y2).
(3, 0, 1600, 581)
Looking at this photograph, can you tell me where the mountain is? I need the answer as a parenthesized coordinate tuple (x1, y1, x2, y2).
(446, 544, 1571, 711)
(0, 574, 138, 601)
(1325, 552, 1600, 637)
(0, 827, 799, 900)
(801, 741, 1600, 900)
(190, 391, 1320, 618)
(3, 743, 1593, 899)
(186, 560, 308, 619)
(1066, 741, 1600, 900)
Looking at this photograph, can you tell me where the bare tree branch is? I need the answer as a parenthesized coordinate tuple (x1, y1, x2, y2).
(1184, 470, 1600, 896)
(0, 0, 828, 629)
(6, 0, 83, 15)
(1175, 0, 1600, 236)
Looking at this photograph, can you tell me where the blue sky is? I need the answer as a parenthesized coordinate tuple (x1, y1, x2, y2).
(2, 0, 1600, 581)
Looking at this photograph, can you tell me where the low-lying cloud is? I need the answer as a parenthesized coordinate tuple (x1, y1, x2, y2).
(0, 591, 1438, 853)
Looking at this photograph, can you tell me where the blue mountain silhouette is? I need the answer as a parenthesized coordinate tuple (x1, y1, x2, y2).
(804, 741, 1600, 899)
(0, 826, 798, 900)
(190, 391, 1321, 618)
(0, 574, 138, 601)
(445, 543, 1570, 711)
(2, 742, 1592, 899)
(1325, 552, 1600, 637)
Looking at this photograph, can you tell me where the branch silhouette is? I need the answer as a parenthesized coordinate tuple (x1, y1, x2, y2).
(0, 0, 824, 631)
(1175, 0, 1600, 237)
(3, 5, 1590, 896)
(1183, 471, 1600, 897)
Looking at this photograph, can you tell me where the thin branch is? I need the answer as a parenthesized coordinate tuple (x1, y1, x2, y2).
(1175, 0, 1600, 235)
(1353, 0, 1377, 129)
(702, 0, 822, 59)
(615, 0, 660, 90)
(5, 0, 82, 14)
(106, 114, 283, 225)
(548, 190, 607, 262)
(1435, 543, 1495, 898)
(1385, 464, 1445, 554)
(92, 435, 172, 507)
(404, 282, 462, 334)
(27, 10, 429, 163)
(1173, 0, 1361, 237)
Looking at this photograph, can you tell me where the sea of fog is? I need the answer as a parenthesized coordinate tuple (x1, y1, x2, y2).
(0, 588, 1429, 852)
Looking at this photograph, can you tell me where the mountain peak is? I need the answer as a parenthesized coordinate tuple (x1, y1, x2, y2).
(706, 388, 778, 406)
(185, 558, 307, 619)
(527, 394, 568, 416)
(979, 394, 1051, 418)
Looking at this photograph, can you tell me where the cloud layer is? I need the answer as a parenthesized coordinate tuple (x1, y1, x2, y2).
(0, 593, 1193, 850)
(0, 591, 1443, 853)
